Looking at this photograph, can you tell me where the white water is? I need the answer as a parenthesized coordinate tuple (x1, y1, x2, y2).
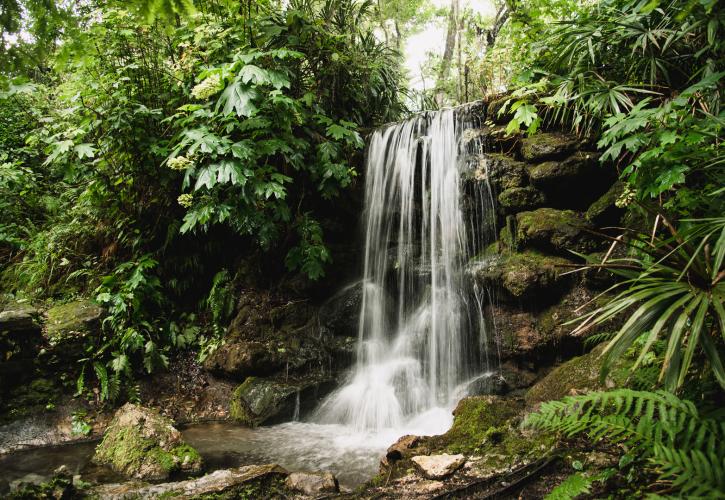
(315, 108, 495, 436)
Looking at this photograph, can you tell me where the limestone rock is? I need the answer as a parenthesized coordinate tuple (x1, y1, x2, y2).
(93, 403, 202, 481)
(230, 376, 334, 427)
(498, 186, 546, 214)
(520, 133, 578, 162)
(411, 454, 466, 479)
(477, 154, 528, 191)
(285, 471, 339, 495)
(92, 464, 288, 499)
(516, 208, 597, 254)
(203, 340, 285, 380)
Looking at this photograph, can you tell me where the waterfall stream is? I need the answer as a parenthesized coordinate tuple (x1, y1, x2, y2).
(315, 107, 496, 433)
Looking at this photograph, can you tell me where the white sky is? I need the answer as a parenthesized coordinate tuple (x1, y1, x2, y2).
(404, 0, 496, 91)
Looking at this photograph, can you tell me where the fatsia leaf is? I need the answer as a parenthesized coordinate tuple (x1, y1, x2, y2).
(239, 65, 270, 86)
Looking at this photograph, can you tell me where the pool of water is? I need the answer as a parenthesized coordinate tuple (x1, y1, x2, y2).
(0, 408, 453, 490)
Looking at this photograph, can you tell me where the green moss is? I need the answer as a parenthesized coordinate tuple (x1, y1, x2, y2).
(516, 208, 595, 254)
(498, 186, 546, 213)
(45, 300, 102, 342)
(520, 133, 578, 162)
(95, 426, 154, 473)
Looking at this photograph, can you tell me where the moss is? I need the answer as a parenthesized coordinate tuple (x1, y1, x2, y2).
(520, 133, 578, 162)
(95, 426, 155, 473)
(498, 186, 546, 213)
(45, 300, 103, 340)
(516, 208, 596, 254)
(585, 182, 625, 225)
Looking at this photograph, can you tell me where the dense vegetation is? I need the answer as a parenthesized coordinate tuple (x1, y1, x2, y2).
(1, 0, 723, 498)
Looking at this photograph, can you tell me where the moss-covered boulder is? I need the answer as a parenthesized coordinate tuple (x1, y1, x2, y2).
(525, 343, 630, 406)
(0, 303, 42, 394)
(44, 300, 103, 362)
(472, 251, 572, 302)
(94, 403, 203, 481)
(520, 133, 578, 162)
(527, 151, 610, 209)
(478, 154, 528, 191)
(230, 376, 334, 427)
(498, 186, 546, 214)
(203, 340, 286, 380)
(516, 208, 597, 254)
(585, 182, 625, 226)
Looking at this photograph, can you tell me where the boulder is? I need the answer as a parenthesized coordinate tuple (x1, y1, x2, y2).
(382, 435, 420, 468)
(411, 454, 466, 479)
(93, 403, 202, 481)
(44, 300, 103, 362)
(203, 340, 285, 380)
(475, 154, 528, 192)
(525, 343, 630, 406)
(516, 208, 598, 254)
(230, 376, 334, 427)
(0, 304, 42, 394)
(318, 282, 363, 337)
(92, 464, 288, 499)
(527, 152, 610, 209)
(471, 251, 573, 302)
(498, 186, 546, 214)
(520, 133, 578, 162)
(458, 372, 508, 397)
(585, 182, 625, 226)
(285, 471, 339, 495)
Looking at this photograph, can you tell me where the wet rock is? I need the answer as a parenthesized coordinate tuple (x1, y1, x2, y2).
(516, 208, 597, 254)
(585, 182, 625, 226)
(382, 435, 420, 468)
(44, 300, 103, 363)
(472, 251, 573, 302)
(93, 464, 288, 499)
(0, 304, 42, 396)
(411, 454, 466, 479)
(461, 373, 508, 396)
(93, 403, 202, 481)
(476, 154, 528, 191)
(520, 133, 578, 162)
(528, 152, 610, 209)
(0, 304, 40, 333)
(203, 340, 285, 380)
(318, 282, 363, 337)
(285, 471, 339, 495)
(230, 376, 334, 427)
(487, 96, 514, 124)
(498, 186, 546, 214)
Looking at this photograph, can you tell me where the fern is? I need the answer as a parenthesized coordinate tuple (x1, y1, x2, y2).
(545, 473, 593, 500)
(525, 390, 725, 498)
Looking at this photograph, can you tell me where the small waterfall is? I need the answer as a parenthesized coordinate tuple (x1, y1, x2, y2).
(316, 107, 498, 432)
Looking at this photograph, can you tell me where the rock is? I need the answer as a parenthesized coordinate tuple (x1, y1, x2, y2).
(0, 478, 9, 495)
(318, 282, 363, 337)
(585, 182, 625, 226)
(411, 454, 466, 479)
(516, 208, 598, 254)
(498, 186, 546, 213)
(487, 96, 513, 125)
(382, 435, 420, 468)
(475, 154, 528, 191)
(520, 133, 578, 162)
(203, 340, 285, 380)
(230, 376, 334, 427)
(459, 373, 508, 397)
(285, 471, 339, 495)
(44, 300, 103, 362)
(0, 304, 42, 395)
(0, 305, 40, 333)
(525, 343, 630, 406)
(92, 464, 288, 499)
(471, 251, 573, 302)
(528, 152, 610, 209)
(93, 403, 203, 481)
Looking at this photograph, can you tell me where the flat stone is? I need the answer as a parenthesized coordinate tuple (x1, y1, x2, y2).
(411, 454, 466, 479)
(285, 471, 339, 495)
(0, 306, 40, 333)
(92, 464, 288, 499)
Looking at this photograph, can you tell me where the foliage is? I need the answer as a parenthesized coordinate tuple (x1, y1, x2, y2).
(526, 389, 725, 499)
(570, 217, 725, 391)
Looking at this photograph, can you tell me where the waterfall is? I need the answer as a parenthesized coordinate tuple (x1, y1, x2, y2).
(316, 107, 497, 432)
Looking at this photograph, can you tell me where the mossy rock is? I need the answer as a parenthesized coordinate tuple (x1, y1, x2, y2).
(525, 343, 631, 406)
(230, 376, 334, 427)
(585, 182, 625, 226)
(516, 208, 597, 254)
(520, 133, 579, 162)
(472, 250, 573, 301)
(45, 300, 103, 347)
(94, 403, 202, 481)
(498, 186, 546, 214)
(477, 154, 528, 191)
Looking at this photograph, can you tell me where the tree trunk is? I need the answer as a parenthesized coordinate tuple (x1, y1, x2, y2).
(435, 0, 460, 104)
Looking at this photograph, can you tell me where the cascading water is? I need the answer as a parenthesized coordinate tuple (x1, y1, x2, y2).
(315, 107, 497, 433)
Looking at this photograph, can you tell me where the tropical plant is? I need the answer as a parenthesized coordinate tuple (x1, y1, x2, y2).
(526, 389, 725, 498)
(570, 216, 725, 391)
